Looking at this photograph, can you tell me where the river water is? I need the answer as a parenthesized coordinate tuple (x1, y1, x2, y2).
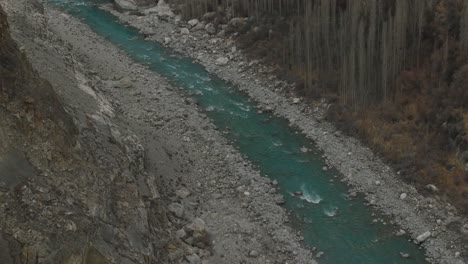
(49, 1, 428, 263)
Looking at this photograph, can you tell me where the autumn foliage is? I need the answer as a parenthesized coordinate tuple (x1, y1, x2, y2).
(169, 0, 468, 212)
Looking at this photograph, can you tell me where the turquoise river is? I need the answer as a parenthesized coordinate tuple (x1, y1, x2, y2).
(49, 0, 428, 263)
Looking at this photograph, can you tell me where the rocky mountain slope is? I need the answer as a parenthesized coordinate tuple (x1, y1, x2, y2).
(0, 0, 318, 263)
(0, 1, 169, 263)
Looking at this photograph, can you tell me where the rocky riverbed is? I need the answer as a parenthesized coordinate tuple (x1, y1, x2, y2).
(101, 1, 468, 263)
(0, 0, 318, 263)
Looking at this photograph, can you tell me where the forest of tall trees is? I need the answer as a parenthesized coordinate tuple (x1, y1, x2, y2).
(167, 0, 468, 211)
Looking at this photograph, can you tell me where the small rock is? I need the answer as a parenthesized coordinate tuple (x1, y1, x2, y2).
(180, 28, 190, 34)
(164, 37, 171, 44)
(176, 188, 191, 199)
(293, 98, 301, 104)
(416, 231, 431, 243)
(461, 223, 468, 235)
(374, 181, 381, 186)
(176, 229, 186, 239)
(322, 166, 328, 171)
(248, 250, 259, 258)
(239, 177, 252, 186)
(202, 12, 217, 22)
(400, 252, 410, 258)
(396, 229, 406, 236)
(205, 23, 216, 34)
(116, 77, 133, 89)
(425, 184, 439, 193)
(300, 147, 309, 153)
(186, 218, 207, 233)
(185, 254, 201, 264)
(114, 0, 137, 11)
(272, 180, 278, 186)
(455, 252, 461, 258)
(274, 195, 285, 205)
(168, 203, 184, 218)
(215, 57, 229, 66)
(188, 19, 199, 27)
(65, 221, 77, 232)
(399, 193, 407, 200)
(316, 251, 324, 258)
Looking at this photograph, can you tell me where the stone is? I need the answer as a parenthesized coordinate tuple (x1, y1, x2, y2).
(176, 229, 186, 239)
(455, 252, 461, 258)
(425, 184, 439, 193)
(142, 0, 174, 18)
(374, 181, 381, 186)
(164, 37, 171, 44)
(272, 180, 278, 186)
(293, 98, 301, 104)
(300, 147, 309, 153)
(186, 218, 207, 233)
(239, 177, 252, 186)
(416, 231, 431, 243)
(322, 166, 328, 171)
(114, 0, 138, 11)
(193, 21, 206, 32)
(274, 195, 285, 205)
(248, 250, 259, 258)
(226, 17, 247, 33)
(396, 229, 406, 236)
(202, 12, 217, 22)
(180, 28, 190, 34)
(117, 77, 133, 89)
(399, 193, 407, 200)
(168, 203, 184, 218)
(400, 252, 410, 258)
(185, 254, 201, 264)
(188, 19, 199, 27)
(316, 251, 324, 258)
(215, 57, 229, 66)
(205, 23, 216, 34)
(461, 223, 468, 235)
(176, 188, 191, 199)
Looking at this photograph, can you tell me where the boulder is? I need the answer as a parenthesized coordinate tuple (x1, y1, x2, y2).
(142, 0, 174, 18)
(185, 254, 201, 264)
(226, 17, 247, 33)
(205, 23, 216, 34)
(114, 0, 138, 11)
(215, 57, 229, 66)
(188, 19, 199, 27)
(186, 218, 207, 233)
(425, 184, 439, 193)
(193, 21, 206, 31)
(168, 203, 184, 218)
(180, 28, 190, 34)
(202, 12, 217, 22)
(416, 231, 431, 243)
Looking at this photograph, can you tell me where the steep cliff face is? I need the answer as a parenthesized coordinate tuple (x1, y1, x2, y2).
(0, 2, 168, 263)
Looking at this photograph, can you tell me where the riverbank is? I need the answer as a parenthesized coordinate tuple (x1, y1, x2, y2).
(2, 0, 317, 262)
(102, 3, 467, 263)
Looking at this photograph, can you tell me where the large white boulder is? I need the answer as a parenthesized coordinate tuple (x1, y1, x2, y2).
(114, 0, 138, 11)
